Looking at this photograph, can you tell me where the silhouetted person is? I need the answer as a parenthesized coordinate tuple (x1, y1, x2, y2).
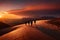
(34, 20, 36, 24)
(27, 21, 31, 25)
(30, 21, 33, 26)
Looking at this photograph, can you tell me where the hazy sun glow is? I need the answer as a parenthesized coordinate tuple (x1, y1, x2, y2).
(0, 11, 8, 18)
(0, 15, 2, 18)
(0, 11, 24, 19)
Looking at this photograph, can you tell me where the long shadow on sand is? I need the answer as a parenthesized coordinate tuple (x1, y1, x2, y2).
(36, 26, 60, 40)
(0, 27, 19, 36)
(0, 22, 20, 36)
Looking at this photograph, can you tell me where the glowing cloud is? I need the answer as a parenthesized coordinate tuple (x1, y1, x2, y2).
(8, 3, 60, 13)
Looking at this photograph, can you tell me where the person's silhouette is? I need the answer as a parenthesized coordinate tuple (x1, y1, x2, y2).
(30, 21, 33, 26)
(34, 20, 36, 24)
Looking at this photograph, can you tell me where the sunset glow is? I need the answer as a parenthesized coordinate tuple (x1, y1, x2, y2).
(0, 12, 8, 18)
(0, 15, 2, 18)
(0, 11, 23, 19)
